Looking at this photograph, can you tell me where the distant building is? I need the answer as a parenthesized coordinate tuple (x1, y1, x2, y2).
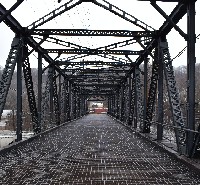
(88, 102, 108, 114)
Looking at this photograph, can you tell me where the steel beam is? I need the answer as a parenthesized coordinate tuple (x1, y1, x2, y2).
(0, 0, 24, 24)
(126, 1, 194, 77)
(22, 49, 40, 134)
(0, 37, 21, 118)
(157, 42, 164, 140)
(58, 61, 129, 66)
(38, 53, 42, 130)
(0, 4, 22, 33)
(143, 57, 148, 131)
(186, 0, 196, 157)
(93, 0, 155, 31)
(67, 75, 124, 79)
(150, 1, 187, 40)
(28, 0, 82, 29)
(16, 41, 23, 142)
(46, 49, 142, 55)
(62, 69, 130, 73)
(0, 4, 67, 78)
(49, 67, 54, 125)
(75, 84, 118, 88)
(132, 68, 137, 129)
(143, 53, 159, 133)
(28, 29, 154, 37)
(81, 93, 113, 96)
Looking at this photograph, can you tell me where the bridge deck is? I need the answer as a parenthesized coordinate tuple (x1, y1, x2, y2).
(0, 114, 200, 185)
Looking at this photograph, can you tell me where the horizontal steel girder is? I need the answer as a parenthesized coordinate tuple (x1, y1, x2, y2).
(81, 93, 114, 96)
(57, 61, 130, 66)
(46, 49, 142, 55)
(67, 75, 124, 79)
(75, 84, 118, 87)
(73, 79, 122, 83)
(63, 69, 129, 73)
(27, 29, 155, 37)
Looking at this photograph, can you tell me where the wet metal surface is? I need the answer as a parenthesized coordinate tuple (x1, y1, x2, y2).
(0, 114, 200, 184)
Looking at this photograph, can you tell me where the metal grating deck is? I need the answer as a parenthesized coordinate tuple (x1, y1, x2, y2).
(0, 114, 200, 185)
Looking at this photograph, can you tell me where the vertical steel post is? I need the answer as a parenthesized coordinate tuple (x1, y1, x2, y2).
(116, 89, 120, 119)
(58, 74, 61, 118)
(68, 82, 72, 120)
(157, 43, 164, 140)
(66, 80, 70, 121)
(108, 96, 111, 115)
(73, 88, 77, 119)
(133, 67, 138, 129)
(38, 53, 42, 130)
(81, 95, 84, 116)
(113, 95, 115, 116)
(128, 75, 132, 125)
(49, 67, 54, 124)
(143, 57, 148, 129)
(120, 85, 124, 121)
(187, 0, 196, 156)
(16, 38, 23, 141)
(62, 79, 66, 122)
(110, 95, 114, 116)
(84, 96, 87, 115)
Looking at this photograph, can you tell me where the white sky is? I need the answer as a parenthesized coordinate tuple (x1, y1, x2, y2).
(0, 0, 200, 68)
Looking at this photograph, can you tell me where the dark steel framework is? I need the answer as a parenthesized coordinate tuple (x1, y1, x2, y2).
(0, 0, 199, 157)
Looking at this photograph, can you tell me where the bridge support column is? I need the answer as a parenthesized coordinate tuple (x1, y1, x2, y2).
(110, 95, 114, 116)
(143, 57, 148, 131)
(115, 89, 120, 119)
(108, 96, 111, 115)
(38, 52, 42, 131)
(77, 89, 81, 118)
(127, 75, 132, 125)
(68, 82, 72, 121)
(61, 79, 67, 122)
(112, 94, 115, 117)
(132, 67, 138, 129)
(49, 67, 54, 125)
(135, 67, 143, 129)
(186, 0, 196, 157)
(143, 50, 159, 133)
(157, 41, 164, 140)
(16, 37, 23, 141)
(58, 74, 62, 120)
(120, 85, 124, 121)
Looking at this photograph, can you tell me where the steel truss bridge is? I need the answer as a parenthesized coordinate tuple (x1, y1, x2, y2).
(0, 0, 199, 164)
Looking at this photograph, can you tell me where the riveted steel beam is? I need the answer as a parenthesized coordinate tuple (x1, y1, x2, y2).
(75, 84, 118, 87)
(58, 61, 130, 66)
(27, 29, 154, 37)
(0, 0, 24, 24)
(45, 49, 142, 55)
(93, 0, 155, 31)
(28, 0, 83, 29)
(62, 69, 129, 73)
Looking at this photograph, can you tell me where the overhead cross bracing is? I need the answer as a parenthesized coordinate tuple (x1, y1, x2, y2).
(0, 0, 200, 162)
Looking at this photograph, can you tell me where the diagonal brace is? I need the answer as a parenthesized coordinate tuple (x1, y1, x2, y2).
(150, 1, 188, 40)
(0, 0, 24, 24)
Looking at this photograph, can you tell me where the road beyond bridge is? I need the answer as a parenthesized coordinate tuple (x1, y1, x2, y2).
(0, 114, 200, 185)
